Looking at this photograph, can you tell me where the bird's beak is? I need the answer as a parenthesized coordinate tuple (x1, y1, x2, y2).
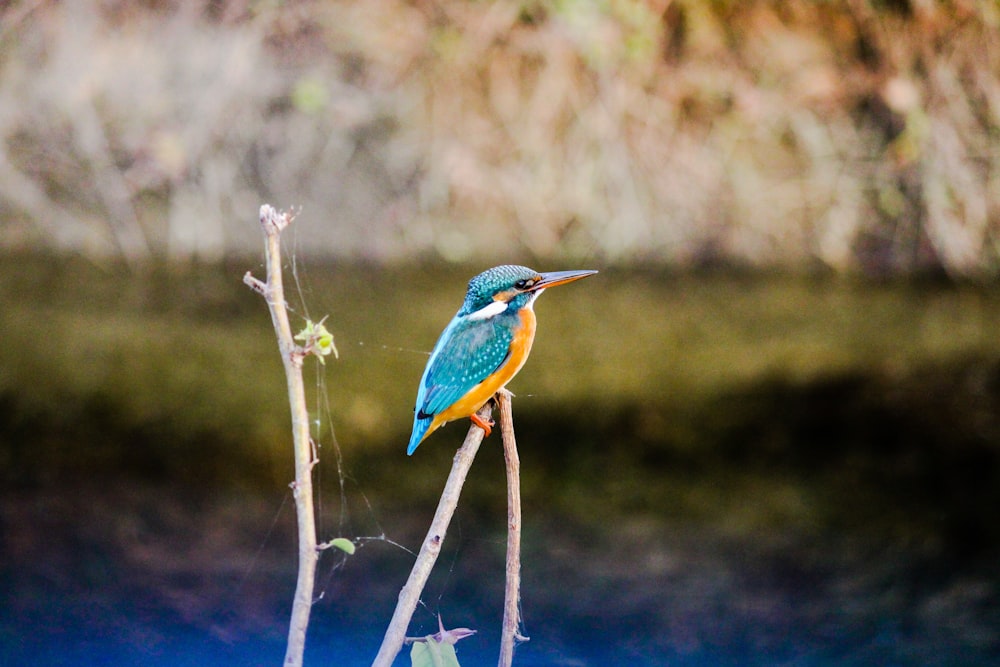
(529, 269, 599, 291)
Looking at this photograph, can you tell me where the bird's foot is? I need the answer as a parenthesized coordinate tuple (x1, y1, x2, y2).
(470, 413, 494, 437)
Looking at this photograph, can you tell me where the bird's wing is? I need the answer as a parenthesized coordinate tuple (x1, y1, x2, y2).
(417, 315, 514, 418)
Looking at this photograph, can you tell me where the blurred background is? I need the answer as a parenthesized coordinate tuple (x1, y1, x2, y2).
(2, 1, 999, 665)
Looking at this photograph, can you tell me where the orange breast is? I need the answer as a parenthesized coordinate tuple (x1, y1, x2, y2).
(425, 307, 538, 438)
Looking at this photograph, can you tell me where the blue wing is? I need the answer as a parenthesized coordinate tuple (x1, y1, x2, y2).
(407, 312, 514, 454)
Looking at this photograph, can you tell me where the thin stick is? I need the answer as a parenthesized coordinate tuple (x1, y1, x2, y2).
(497, 389, 528, 667)
(371, 402, 493, 667)
(243, 205, 317, 667)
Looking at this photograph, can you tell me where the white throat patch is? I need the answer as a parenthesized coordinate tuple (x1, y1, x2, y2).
(466, 299, 508, 321)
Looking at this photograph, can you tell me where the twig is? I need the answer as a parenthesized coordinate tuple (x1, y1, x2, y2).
(243, 205, 318, 667)
(371, 402, 493, 667)
(497, 389, 528, 667)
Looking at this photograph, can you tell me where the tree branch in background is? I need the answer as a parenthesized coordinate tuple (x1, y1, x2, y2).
(371, 403, 493, 667)
(243, 205, 318, 667)
(497, 389, 528, 667)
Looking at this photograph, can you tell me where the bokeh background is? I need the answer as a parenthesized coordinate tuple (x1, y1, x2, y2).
(2, 1, 1000, 666)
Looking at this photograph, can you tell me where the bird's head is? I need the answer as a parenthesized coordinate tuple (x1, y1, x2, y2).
(459, 265, 598, 320)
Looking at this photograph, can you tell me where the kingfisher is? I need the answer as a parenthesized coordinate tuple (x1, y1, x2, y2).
(407, 265, 598, 455)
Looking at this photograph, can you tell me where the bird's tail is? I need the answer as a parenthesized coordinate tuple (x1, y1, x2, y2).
(407, 415, 434, 455)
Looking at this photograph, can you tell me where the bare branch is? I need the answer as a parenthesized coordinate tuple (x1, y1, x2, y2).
(497, 389, 529, 667)
(371, 403, 493, 667)
(245, 204, 318, 667)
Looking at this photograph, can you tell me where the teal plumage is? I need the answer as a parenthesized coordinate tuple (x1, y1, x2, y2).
(408, 266, 537, 454)
(407, 264, 597, 455)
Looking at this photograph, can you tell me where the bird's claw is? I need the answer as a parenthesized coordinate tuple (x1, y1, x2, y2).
(470, 413, 494, 437)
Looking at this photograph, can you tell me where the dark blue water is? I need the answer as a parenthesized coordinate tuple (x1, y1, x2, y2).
(3, 462, 998, 667)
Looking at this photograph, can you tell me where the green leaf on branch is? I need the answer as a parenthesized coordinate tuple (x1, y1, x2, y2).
(408, 616, 476, 667)
(317, 537, 355, 555)
(294, 317, 338, 364)
(328, 538, 355, 555)
(410, 639, 461, 667)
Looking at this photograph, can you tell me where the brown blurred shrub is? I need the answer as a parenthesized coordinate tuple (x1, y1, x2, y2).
(1, 0, 998, 275)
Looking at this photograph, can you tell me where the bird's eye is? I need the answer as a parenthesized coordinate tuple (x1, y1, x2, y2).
(515, 278, 536, 290)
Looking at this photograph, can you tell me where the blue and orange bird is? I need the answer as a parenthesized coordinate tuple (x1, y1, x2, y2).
(407, 264, 597, 455)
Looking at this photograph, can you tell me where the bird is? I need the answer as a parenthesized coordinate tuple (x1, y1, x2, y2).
(407, 264, 597, 455)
